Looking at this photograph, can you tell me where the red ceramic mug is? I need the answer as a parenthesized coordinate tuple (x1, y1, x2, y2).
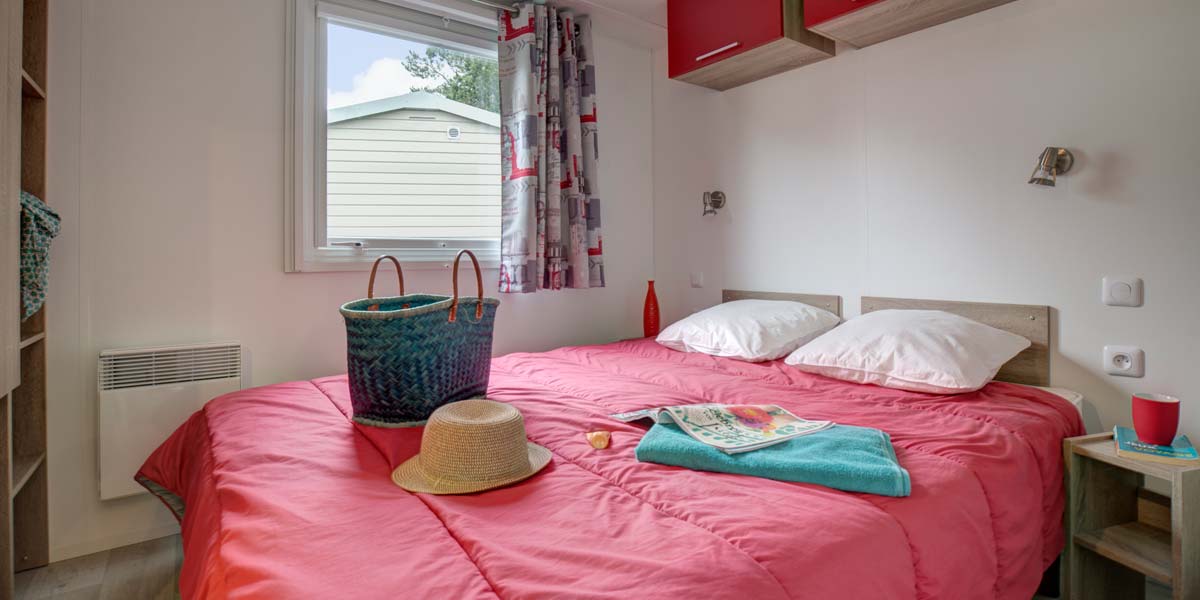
(1132, 393, 1181, 446)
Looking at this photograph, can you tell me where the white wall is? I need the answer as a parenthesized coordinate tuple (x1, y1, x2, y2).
(654, 0, 1200, 441)
(46, 0, 654, 560)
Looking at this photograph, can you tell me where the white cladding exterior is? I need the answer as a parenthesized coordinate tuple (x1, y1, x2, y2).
(326, 93, 501, 241)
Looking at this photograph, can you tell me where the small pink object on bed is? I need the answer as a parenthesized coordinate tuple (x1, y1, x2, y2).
(139, 338, 1081, 599)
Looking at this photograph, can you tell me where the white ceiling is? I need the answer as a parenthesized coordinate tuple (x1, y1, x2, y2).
(582, 0, 667, 28)
(550, 0, 667, 49)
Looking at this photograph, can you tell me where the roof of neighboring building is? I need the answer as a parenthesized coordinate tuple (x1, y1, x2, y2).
(327, 91, 500, 127)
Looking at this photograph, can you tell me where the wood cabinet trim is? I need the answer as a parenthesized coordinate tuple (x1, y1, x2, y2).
(808, 0, 1016, 48)
(675, 36, 832, 91)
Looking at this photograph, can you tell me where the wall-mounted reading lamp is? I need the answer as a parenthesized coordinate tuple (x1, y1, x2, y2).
(1028, 147, 1074, 187)
(702, 191, 726, 216)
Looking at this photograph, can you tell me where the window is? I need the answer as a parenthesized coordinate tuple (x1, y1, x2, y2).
(286, 0, 501, 271)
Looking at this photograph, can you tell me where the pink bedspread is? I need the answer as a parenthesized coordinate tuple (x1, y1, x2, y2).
(139, 339, 1082, 599)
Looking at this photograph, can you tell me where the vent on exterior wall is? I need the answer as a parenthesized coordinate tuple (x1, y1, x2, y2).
(446, 126, 461, 140)
(99, 342, 241, 391)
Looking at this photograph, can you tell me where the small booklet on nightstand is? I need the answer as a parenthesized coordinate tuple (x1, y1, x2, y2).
(1113, 426, 1199, 466)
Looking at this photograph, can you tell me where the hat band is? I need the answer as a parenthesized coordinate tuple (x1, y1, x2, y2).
(416, 451, 533, 485)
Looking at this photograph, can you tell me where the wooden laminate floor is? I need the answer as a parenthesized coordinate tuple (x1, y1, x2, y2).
(14, 535, 181, 600)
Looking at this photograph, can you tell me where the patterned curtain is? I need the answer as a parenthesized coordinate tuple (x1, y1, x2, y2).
(497, 4, 604, 293)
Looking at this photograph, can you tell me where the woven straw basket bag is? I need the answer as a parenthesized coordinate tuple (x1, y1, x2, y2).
(340, 250, 500, 427)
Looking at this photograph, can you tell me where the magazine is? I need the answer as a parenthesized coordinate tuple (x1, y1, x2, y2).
(1113, 426, 1199, 466)
(611, 404, 832, 454)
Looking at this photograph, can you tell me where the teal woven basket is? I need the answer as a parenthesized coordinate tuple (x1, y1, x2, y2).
(340, 251, 500, 427)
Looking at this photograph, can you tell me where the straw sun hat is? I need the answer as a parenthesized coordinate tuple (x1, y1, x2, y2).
(391, 399, 552, 495)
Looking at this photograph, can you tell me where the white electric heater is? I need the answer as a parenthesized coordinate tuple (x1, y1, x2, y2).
(97, 342, 242, 500)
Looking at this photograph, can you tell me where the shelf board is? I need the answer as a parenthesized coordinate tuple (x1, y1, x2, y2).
(1075, 521, 1172, 584)
(10, 452, 45, 499)
(18, 332, 44, 350)
(20, 69, 45, 100)
(20, 306, 45, 341)
(1070, 432, 1193, 481)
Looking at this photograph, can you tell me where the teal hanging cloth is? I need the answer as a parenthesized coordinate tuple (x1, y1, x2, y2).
(19, 190, 60, 320)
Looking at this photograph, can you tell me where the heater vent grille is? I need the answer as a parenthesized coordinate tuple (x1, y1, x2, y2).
(99, 342, 241, 391)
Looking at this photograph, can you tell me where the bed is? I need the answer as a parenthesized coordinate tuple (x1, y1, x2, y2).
(138, 292, 1084, 599)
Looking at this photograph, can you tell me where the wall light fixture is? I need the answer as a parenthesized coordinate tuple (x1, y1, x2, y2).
(702, 191, 726, 216)
(1028, 147, 1074, 187)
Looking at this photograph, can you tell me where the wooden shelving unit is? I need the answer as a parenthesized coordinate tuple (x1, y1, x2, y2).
(1, 0, 52, 595)
(19, 70, 43, 101)
(1065, 432, 1200, 599)
(9, 451, 43, 500)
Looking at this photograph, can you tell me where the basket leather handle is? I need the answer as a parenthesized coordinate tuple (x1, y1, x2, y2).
(367, 255, 404, 311)
(448, 249, 484, 323)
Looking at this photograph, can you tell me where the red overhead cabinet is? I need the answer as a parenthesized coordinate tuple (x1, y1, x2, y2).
(805, 0, 1017, 48)
(668, 0, 835, 91)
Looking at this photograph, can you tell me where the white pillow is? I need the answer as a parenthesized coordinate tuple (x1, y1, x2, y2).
(783, 309, 1031, 394)
(656, 300, 841, 362)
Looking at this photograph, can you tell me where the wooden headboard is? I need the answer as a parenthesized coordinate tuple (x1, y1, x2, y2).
(722, 289, 843, 318)
(860, 296, 1051, 387)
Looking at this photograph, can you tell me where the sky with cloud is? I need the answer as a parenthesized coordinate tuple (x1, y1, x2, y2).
(326, 23, 437, 109)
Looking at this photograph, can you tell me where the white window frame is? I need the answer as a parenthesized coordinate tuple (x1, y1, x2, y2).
(285, 0, 501, 272)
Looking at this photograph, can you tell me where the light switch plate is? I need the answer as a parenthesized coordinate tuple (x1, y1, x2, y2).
(1102, 276, 1143, 307)
(1104, 345, 1145, 377)
(690, 272, 704, 288)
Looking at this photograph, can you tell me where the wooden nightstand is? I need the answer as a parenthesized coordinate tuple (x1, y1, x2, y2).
(1064, 432, 1200, 599)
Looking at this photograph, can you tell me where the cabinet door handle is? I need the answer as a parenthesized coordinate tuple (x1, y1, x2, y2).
(695, 42, 741, 62)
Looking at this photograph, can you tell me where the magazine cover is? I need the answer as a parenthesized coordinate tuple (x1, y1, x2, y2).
(611, 404, 832, 454)
(1113, 426, 1198, 465)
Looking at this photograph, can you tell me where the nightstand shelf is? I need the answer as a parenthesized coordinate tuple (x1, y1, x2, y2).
(1074, 521, 1171, 584)
(1065, 432, 1200, 600)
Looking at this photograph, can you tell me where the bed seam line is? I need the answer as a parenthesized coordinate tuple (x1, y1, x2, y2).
(309, 378, 396, 465)
(493, 366, 823, 599)
(527, 435, 795, 599)
(855, 493, 924, 600)
(308, 379, 503, 600)
(412, 494, 506, 600)
(899, 445, 1004, 596)
(491, 366, 790, 596)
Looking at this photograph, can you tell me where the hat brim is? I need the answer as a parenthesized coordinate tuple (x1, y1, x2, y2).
(391, 442, 553, 495)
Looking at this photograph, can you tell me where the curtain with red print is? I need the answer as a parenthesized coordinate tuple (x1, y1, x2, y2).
(497, 4, 604, 293)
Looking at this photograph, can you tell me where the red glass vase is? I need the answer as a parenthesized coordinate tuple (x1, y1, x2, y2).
(643, 280, 660, 337)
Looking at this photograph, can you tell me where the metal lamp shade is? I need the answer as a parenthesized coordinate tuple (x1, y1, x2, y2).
(1028, 147, 1074, 187)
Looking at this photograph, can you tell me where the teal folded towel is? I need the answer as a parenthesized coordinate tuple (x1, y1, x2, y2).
(635, 423, 911, 497)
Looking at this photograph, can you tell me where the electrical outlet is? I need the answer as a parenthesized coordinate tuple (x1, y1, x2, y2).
(1104, 345, 1145, 377)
